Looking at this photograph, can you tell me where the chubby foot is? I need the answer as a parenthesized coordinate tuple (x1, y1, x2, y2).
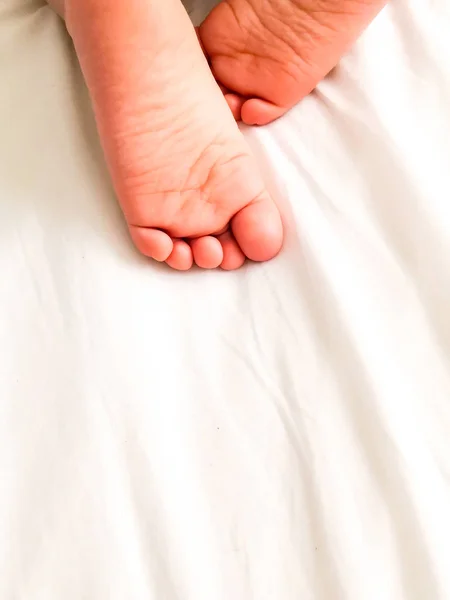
(52, 0, 283, 269)
(199, 0, 388, 125)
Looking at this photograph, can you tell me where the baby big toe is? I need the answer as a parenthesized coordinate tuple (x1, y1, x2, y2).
(241, 98, 288, 126)
(231, 192, 283, 262)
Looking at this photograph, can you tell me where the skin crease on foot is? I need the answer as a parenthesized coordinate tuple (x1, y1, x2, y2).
(47, 0, 283, 271)
(199, 0, 389, 125)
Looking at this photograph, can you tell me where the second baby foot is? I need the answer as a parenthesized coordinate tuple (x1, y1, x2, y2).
(52, 0, 283, 270)
(199, 0, 388, 125)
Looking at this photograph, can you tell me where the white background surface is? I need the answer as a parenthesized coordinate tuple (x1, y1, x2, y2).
(1, 0, 450, 597)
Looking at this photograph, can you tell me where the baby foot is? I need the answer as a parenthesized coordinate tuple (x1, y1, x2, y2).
(199, 0, 388, 125)
(54, 0, 283, 270)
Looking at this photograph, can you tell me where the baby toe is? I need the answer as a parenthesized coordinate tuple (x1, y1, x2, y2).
(129, 226, 173, 262)
(165, 239, 194, 271)
(225, 93, 246, 121)
(190, 236, 224, 269)
(218, 230, 246, 270)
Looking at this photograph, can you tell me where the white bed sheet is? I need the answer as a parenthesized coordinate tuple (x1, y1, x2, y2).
(1, 0, 450, 598)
